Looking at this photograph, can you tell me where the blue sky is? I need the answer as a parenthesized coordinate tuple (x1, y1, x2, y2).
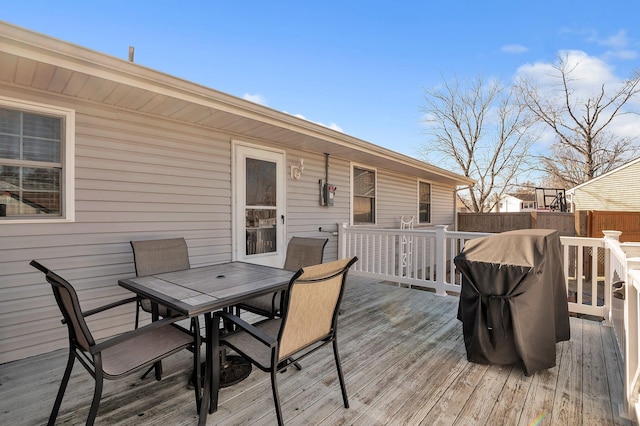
(3, 1, 639, 160)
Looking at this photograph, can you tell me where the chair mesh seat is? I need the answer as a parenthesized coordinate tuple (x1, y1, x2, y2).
(223, 319, 282, 369)
(101, 325, 193, 377)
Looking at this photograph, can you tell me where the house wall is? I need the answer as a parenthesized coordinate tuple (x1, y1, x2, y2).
(0, 85, 459, 363)
(499, 195, 519, 212)
(498, 195, 534, 213)
(571, 160, 640, 211)
(1, 85, 235, 364)
(376, 170, 456, 228)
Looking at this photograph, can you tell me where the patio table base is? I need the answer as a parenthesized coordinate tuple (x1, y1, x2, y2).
(219, 355, 252, 387)
(190, 355, 252, 389)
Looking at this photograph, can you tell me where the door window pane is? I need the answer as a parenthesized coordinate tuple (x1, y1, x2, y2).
(245, 209, 277, 255)
(245, 157, 277, 255)
(246, 158, 276, 206)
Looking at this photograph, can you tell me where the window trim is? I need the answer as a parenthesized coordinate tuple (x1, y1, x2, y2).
(350, 163, 377, 226)
(417, 179, 432, 224)
(0, 96, 75, 223)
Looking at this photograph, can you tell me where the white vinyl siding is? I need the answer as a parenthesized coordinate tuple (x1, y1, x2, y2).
(376, 171, 456, 228)
(376, 171, 415, 228)
(430, 184, 457, 225)
(284, 150, 351, 261)
(570, 159, 640, 211)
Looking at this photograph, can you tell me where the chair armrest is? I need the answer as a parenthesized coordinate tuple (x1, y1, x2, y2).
(216, 311, 276, 348)
(30, 260, 49, 274)
(61, 296, 140, 325)
(90, 314, 189, 354)
(82, 296, 139, 318)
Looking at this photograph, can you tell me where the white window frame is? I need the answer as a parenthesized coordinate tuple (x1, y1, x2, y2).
(0, 96, 75, 223)
(350, 163, 377, 226)
(417, 179, 432, 224)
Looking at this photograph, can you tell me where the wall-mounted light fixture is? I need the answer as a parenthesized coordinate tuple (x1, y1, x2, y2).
(290, 158, 304, 180)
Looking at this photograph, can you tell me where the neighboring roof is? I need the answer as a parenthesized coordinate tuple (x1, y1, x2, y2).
(0, 21, 473, 187)
(566, 157, 640, 194)
(503, 193, 536, 202)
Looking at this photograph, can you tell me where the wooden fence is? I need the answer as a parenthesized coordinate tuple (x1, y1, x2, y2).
(587, 211, 640, 242)
(458, 211, 576, 236)
(457, 210, 640, 278)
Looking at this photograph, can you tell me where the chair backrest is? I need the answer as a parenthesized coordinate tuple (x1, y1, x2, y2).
(282, 237, 329, 272)
(30, 260, 95, 351)
(277, 257, 357, 360)
(130, 238, 190, 277)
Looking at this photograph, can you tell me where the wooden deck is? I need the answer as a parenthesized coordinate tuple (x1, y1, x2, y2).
(0, 276, 631, 425)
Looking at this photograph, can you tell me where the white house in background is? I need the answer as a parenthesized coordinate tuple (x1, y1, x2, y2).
(495, 193, 537, 212)
(566, 157, 640, 212)
(0, 22, 473, 364)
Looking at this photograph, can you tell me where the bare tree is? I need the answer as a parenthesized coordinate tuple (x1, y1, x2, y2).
(515, 53, 640, 187)
(419, 76, 537, 212)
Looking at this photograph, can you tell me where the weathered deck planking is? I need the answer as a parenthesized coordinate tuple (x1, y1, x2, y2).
(0, 276, 632, 426)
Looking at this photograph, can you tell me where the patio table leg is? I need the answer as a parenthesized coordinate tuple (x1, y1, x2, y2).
(151, 302, 162, 380)
(211, 312, 220, 413)
(191, 316, 202, 413)
(198, 312, 213, 425)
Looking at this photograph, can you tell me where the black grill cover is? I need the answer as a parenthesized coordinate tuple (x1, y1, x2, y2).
(455, 229, 570, 375)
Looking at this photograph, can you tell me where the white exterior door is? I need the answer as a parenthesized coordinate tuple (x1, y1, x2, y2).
(232, 142, 286, 267)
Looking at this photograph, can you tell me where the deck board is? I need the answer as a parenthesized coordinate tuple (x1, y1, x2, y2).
(0, 276, 632, 426)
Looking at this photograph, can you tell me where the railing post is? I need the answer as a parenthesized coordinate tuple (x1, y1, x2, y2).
(621, 249, 640, 423)
(603, 230, 622, 242)
(434, 225, 447, 296)
(338, 223, 347, 260)
(603, 231, 622, 326)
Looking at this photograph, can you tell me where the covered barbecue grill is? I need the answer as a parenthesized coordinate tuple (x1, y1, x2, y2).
(454, 229, 570, 376)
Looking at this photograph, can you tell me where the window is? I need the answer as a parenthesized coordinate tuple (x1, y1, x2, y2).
(521, 201, 536, 210)
(353, 166, 376, 224)
(418, 181, 431, 223)
(0, 98, 74, 222)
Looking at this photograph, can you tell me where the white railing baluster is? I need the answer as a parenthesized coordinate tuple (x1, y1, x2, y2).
(592, 246, 599, 307)
(577, 246, 584, 305)
(429, 237, 435, 282)
(563, 244, 570, 294)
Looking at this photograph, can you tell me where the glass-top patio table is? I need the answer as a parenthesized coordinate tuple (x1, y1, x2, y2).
(118, 261, 293, 425)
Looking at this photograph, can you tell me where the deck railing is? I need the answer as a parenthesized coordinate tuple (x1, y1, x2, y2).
(605, 231, 640, 422)
(338, 223, 640, 422)
(338, 224, 490, 296)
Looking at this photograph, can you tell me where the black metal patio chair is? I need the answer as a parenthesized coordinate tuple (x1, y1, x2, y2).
(130, 237, 194, 381)
(130, 237, 191, 327)
(30, 260, 194, 426)
(213, 256, 358, 425)
(238, 236, 328, 318)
